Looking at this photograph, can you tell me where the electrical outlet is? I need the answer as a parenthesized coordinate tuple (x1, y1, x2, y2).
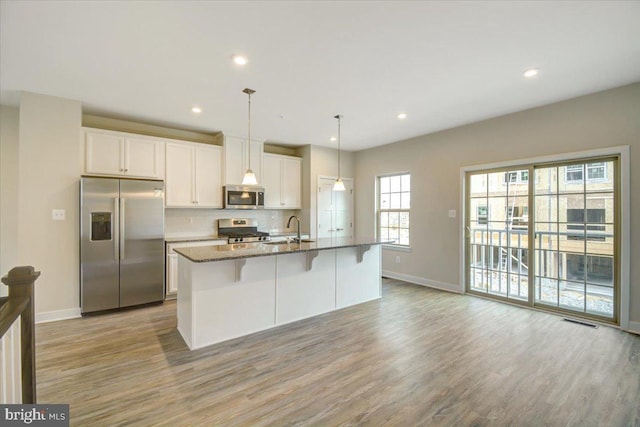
(52, 209, 65, 221)
(448, 209, 456, 218)
(395, 256, 400, 263)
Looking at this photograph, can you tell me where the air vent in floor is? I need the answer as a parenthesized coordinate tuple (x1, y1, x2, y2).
(564, 318, 599, 328)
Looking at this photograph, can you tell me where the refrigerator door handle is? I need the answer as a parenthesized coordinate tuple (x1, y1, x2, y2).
(120, 197, 125, 260)
(114, 197, 119, 261)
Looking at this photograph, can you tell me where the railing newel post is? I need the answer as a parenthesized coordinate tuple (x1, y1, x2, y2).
(2, 265, 40, 404)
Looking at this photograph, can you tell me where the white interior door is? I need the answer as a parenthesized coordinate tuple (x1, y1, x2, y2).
(317, 177, 354, 239)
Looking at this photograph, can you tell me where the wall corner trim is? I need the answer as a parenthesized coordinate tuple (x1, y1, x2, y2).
(36, 307, 82, 324)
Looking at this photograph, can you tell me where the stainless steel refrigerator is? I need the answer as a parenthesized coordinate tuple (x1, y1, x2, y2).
(80, 177, 165, 313)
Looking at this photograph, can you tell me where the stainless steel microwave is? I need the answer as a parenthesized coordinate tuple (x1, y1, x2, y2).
(224, 185, 265, 209)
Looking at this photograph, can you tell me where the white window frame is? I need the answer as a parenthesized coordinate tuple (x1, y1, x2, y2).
(378, 173, 410, 248)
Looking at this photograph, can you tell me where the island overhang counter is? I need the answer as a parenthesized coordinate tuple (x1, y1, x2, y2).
(174, 238, 388, 350)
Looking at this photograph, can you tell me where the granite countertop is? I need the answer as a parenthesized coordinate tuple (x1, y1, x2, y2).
(174, 237, 391, 263)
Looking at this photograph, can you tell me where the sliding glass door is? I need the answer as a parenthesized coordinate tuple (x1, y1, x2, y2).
(466, 157, 618, 323)
(533, 161, 616, 319)
(468, 168, 530, 302)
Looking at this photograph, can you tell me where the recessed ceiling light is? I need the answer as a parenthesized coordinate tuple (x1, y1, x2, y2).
(397, 113, 407, 120)
(191, 107, 202, 114)
(330, 137, 337, 142)
(232, 55, 248, 66)
(523, 68, 539, 78)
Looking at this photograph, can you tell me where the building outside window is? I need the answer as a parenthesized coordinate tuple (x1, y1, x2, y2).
(505, 170, 529, 183)
(477, 206, 488, 224)
(565, 162, 607, 183)
(566, 208, 606, 241)
(378, 173, 410, 246)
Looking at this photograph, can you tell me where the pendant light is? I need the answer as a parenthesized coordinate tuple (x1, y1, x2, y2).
(333, 114, 346, 192)
(241, 88, 258, 186)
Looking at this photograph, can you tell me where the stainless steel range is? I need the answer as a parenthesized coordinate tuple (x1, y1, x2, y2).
(218, 218, 271, 243)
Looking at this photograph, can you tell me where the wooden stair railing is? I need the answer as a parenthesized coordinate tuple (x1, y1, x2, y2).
(0, 266, 40, 404)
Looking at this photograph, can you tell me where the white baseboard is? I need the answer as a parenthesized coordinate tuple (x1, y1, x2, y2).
(382, 271, 462, 294)
(36, 307, 81, 324)
(627, 321, 640, 335)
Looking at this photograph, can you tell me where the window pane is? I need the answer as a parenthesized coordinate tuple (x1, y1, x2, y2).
(559, 281, 585, 310)
(535, 195, 557, 222)
(380, 193, 390, 209)
(470, 174, 487, 197)
(399, 212, 409, 228)
(388, 227, 400, 243)
(390, 193, 401, 209)
(587, 162, 605, 180)
(565, 165, 584, 182)
(378, 173, 410, 246)
(488, 172, 507, 197)
(401, 174, 410, 192)
(535, 167, 557, 195)
(585, 255, 613, 286)
(380, 212, 388, 227)
(390, 175, 401, 192)
(536, 277, 558, 305)
(380, 177, 390, 193)
(586, 284, 613, 317)
(401, 192, 410, 209)
(389, 212, 399, 227)
(488, 198, 504, 221)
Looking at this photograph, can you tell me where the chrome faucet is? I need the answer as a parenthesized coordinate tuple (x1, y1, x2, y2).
(287, 215, 301, 243)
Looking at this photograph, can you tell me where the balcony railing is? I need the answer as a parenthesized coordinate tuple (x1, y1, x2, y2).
(0, 266, 40, 404)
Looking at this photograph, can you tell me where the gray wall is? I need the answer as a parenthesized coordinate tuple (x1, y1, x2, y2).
(355, 83, 640, 324)
(15, 92, 82, 317)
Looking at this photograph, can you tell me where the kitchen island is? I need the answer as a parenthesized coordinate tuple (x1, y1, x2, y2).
(174, 237, 387, 350)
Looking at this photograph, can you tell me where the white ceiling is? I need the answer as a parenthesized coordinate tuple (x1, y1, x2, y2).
(1, 1, 639, 151)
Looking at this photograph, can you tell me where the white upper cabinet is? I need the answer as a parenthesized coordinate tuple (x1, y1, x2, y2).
(165, 142, 223, 208)
(84, 128, 164, 179)
(263, 153, 302, 209)
(194, 145, 223, 207)
(223, 136, 263, 185)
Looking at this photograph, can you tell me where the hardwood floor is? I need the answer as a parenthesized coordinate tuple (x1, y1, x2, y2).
(36, 279, 639, 426)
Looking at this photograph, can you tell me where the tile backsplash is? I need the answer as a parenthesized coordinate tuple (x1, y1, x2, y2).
(165, 208, 301, 237)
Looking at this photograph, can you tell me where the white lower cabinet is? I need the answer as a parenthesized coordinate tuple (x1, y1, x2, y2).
(166, 240, 226, 298)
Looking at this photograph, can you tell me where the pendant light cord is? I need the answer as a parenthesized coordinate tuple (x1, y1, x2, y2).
(242, 88, 256, 174)
(335, 114, 341, 179)
(247, 90, 251, 170)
